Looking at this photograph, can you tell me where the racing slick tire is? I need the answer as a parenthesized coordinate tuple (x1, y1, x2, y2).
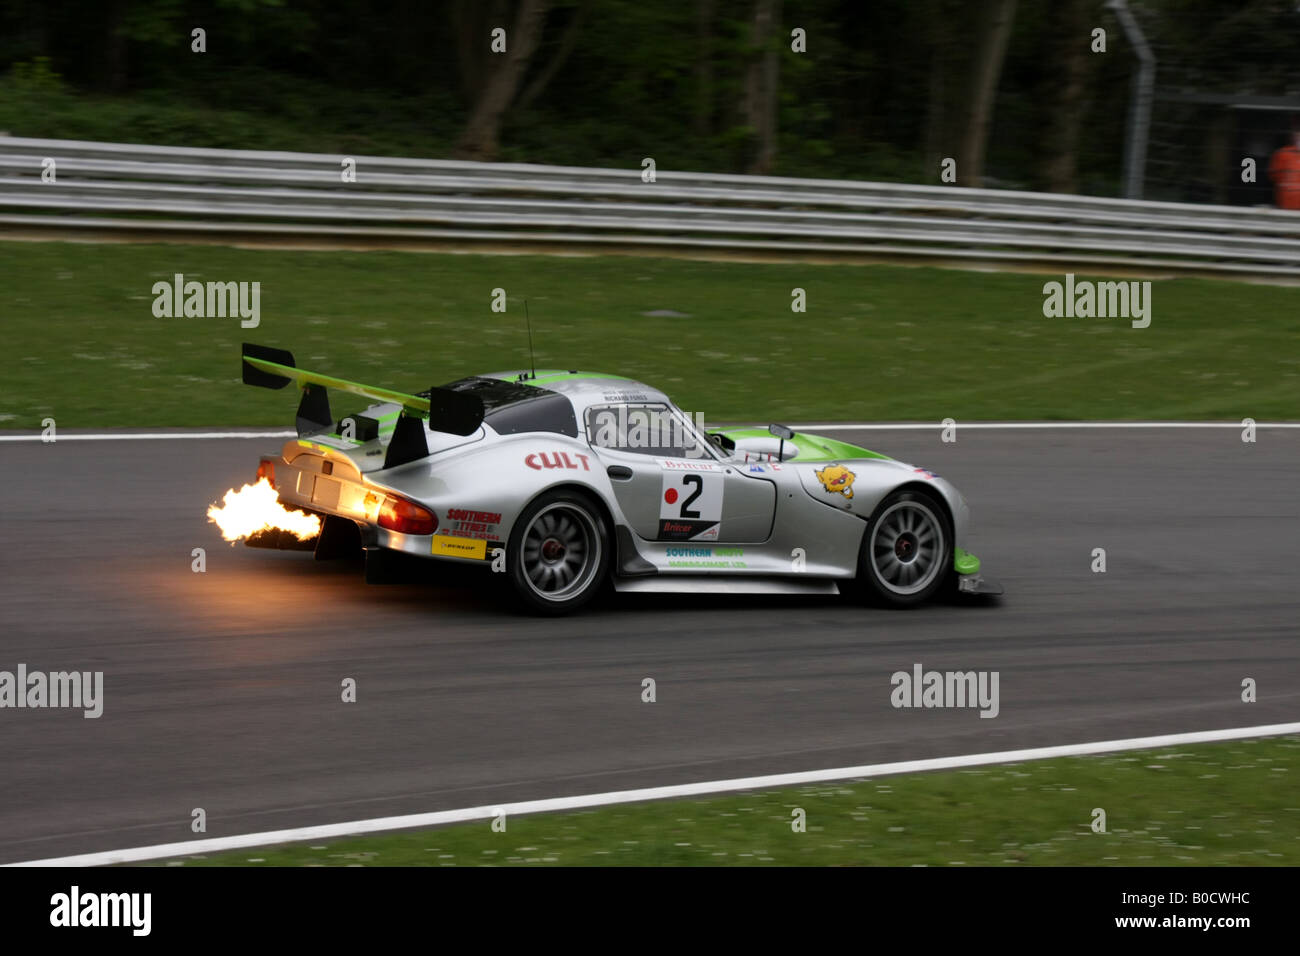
(855, 488, 952, 608)
(507, 488, 611, 615)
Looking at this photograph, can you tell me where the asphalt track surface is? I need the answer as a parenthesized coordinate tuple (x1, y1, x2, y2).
(1, 428, 1297, 863)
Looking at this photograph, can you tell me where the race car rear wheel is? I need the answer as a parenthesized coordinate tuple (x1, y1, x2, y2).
(508, 489, 610, 614)
(858, 489, 951, 607)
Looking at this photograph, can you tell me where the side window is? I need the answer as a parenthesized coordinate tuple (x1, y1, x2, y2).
(586, 404, 710, 459)
(484, 392, 577, 437)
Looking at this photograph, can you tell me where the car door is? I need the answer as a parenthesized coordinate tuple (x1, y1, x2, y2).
(586, 403, 775, 543)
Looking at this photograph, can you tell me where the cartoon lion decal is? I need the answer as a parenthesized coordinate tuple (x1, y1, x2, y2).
(815, 463, 855, 499)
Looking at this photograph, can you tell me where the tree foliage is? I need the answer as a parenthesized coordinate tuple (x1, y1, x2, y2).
(1, 0, 1297, 195)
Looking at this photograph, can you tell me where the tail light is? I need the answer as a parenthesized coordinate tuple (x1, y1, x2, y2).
(378, 495, 438, 535)
(257, 459, 276, 489)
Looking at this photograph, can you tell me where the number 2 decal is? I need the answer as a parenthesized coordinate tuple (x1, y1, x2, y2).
(679, 474, 703, 518)
(657, 464, 723, 540)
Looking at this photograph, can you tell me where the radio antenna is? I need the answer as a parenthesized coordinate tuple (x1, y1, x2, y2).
(524, 299, 537, 380)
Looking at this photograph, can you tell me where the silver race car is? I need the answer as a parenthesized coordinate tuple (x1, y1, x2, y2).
(232, 343, 1000, 614)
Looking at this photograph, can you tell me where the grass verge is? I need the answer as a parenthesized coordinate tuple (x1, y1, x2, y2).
(3, 240, 1297, 428)
(154, 735, 1300, 866)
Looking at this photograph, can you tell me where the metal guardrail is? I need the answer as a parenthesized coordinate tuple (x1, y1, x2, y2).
(2, 136, 1300, 277)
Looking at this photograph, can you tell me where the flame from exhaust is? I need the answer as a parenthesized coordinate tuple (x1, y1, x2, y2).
(207, 477, 322, 543)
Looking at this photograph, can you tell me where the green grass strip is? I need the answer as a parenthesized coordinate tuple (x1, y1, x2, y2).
(154, 735, 1300, 866)
(3, 241, 1297, 428)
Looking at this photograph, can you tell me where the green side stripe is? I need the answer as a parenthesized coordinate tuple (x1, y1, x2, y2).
(716, 427, 890, 462)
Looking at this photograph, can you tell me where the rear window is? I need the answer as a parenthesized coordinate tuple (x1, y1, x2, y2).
(436, 377, 578, 437)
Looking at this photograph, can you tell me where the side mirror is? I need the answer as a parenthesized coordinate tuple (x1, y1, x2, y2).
(769, 423, 794, 462)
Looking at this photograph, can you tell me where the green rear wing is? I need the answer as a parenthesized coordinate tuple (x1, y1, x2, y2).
(241, 342, 483, 468)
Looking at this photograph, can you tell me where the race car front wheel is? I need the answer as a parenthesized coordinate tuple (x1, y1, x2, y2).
(508, 489, 610, 615)
(858, 489, 951, 607)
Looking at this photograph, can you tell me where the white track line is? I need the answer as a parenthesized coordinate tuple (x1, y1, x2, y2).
(2, 423, 1298, 442)
(9, 721, 1298, 867)
(798, 422, 1300, 431)
(0, 431, 296, 442)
